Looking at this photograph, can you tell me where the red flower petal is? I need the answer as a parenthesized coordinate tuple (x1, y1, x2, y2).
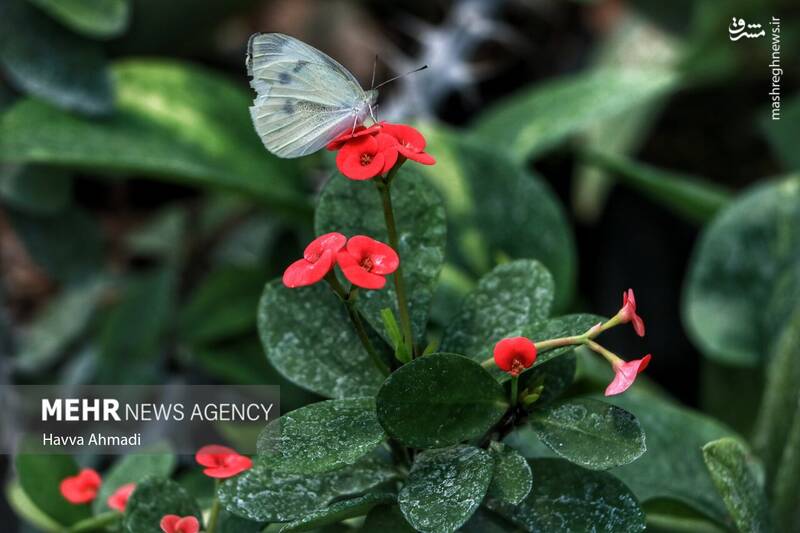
(160, 515, 200, 533)
(282, 249, 334, 288)
(604, 354, 651, 396)
(335, 136, 387, 180)
(345, 235, 400, 275)
(382, 123, 427, 151)
(404, 150, 436, 165)
(304, 232, 346, 262)
(195, 445, 253, 479)
(326, 123, 382, 151)
(107, 483, 135, 512)
(375, 133, 400, 174)
(60, 469, 101, 504)
(493, 337, 537, 376)
(619, 288, 645, 337)
(337, 250, 387, 289)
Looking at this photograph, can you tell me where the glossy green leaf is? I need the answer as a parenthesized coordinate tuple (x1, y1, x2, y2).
(5, 481, 64, 533)
(421, 126, 576, 309)
(774, 396, 800, 529)
(14, 278, 107, 373)
(608, 393, 734, 524)
(15, 454, 90, 527)
(0, 60, 305, 208)
(27, 0, 130, 38)
(441, 259, 554, 360)
(258, 398, 386, 474)
(530, 398, 646, 470)
(398, 445, 493, 533)
(487, 458, 646, 532)
(93, 448, 176, 514)
(7, 207, 103, 283)
(123, 477, 201, 533)
(362, 505, 417, 532)
(258, 280, 384, 399)
(282, 492, 395, 532)
(178, 266, 264, 346)
(315, 168, 446, 345)
(702, 438, 773, 533)
(376, 353, 508, 448)
(521, 353, 577, 406)
(220, 455, 397, 523)
(487, 443, 532, 505)
(0, 0, 112, 115)
(581, 150, 731, 224)
(684, 175, 800, 366)
(472, 67, 676, 162)
(217, 511, 264, 533)
(0, 165, 72, 215)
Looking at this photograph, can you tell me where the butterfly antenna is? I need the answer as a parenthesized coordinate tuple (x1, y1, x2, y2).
(370, 55, 378, 91)
(373, 65, 428, 90)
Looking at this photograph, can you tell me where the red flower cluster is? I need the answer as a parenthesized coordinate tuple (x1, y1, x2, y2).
(618, 289, 645, 337)
(160, 515, 200, 533)
(328, 122, 435, 180)
(283, 233, 399, 290)
(107, 483, 136, 512)
(494, 337, 537, 377)
(60, 468, 101, 504)
(195, 444, 253, 479)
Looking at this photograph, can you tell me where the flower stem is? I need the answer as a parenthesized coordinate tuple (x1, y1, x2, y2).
(586, 339, 621, 366)
(68, 512, 120, 532)
(207, 480, 221, 533)
(326, 275, 390, 376)
(376, 174, 415, 357)
(510, 376, 519, 408)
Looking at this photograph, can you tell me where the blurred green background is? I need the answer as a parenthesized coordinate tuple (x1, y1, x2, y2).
(0, 0, 797, 529)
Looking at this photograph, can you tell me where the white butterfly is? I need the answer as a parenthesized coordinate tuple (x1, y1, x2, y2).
(246, 33, 378, 159)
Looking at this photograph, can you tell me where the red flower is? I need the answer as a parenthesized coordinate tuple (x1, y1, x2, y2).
(335, 133, 399, 180)
(283, 232, 347, 288)
(327, 123, 382, 151)
(493, 337, 537, 377)
(195, 445, 253, 479)
(381, 123, 436, 165)
(60, 469, 101, 504)
(107, 483, 135, 512)
(336, 235, 399, 290)
(605, 354, 651, 396)
(618, 289, 645, 337)
(160, 515, 200, 533)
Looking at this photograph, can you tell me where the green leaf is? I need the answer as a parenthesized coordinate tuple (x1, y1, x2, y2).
(281, 492, 395, 532)
(421, 126, 576, 310)
(257, 280, 384, 399)
(521, 353, 577, 406)
(376, 353, 508, 448)
(217, 511, 264, 533)
(219, 455, 397, 523)
(608, 393, 735, 525)
(178, 266, 264, 346)
(487, 458, 646, 532)
(683, 175, 800, 366)
(529, 398, 646, 470)
(0, 165, 72, 215)
(27, 0, 130, 38)
(398, 445, 494, 533)
(0, 0, 112, 115)
(6, 207, 103, 283)
(15, 454, 90, 527)
(14, 278, 107, 373)
(123, 477, 201, 533)
(93, 448, 176, 515)
(315, 168, 446, 345)
(5, 481, 64, 533)
(773, 396, 800, 529)
(487, 443, 532, 505)
(441, 259, 554, 360)
(0, 60, 305, 208)
(258, 398, 386, 474)
(471, 67, 677, 163)
(762, 94, 800, 171)
(702, 438, 774, 533)
(362, 505, 417, 532)
(581, 150, 731, 225)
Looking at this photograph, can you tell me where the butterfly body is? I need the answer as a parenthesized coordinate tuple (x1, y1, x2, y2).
(247, 33, 377, 158)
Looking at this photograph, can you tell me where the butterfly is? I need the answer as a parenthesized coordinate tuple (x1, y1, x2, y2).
(246, 33, 379, 159)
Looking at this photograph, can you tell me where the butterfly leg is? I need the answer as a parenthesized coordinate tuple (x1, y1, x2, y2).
(350, 114, 359, 135)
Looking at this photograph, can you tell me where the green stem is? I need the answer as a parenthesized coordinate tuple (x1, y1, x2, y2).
(68, 512, 121, 532)
(376, 173, 415, 356)
(585, 339, 621, 366)
(510, 376, 519, 408)
(207, 480, 221, 533)
(326, 275, 389, 376)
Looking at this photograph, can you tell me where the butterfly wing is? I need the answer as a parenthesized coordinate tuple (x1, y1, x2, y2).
(247, 33, 370, 158)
